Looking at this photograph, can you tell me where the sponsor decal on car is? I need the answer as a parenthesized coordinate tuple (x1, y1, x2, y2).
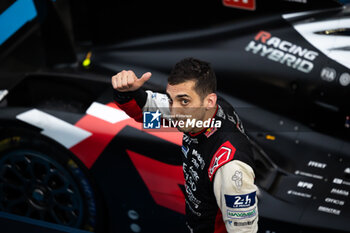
(307, 160, 327, 169)
(330, 188, 349, 197)
(325, 197, 345, 206)
(297, 181, 313, 190)
(333, 178, 350, 187)
(287, 190, 312, 198)
(317, 206, 341, 215)
(339, 73, 350, 86)
(294, 170, 323, 180)
(320, 67, 337, 82)
(245, 30, 319, 73)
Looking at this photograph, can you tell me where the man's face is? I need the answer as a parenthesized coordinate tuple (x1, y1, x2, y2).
(166, 80, 208, 133)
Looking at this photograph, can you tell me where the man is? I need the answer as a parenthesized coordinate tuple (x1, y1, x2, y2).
(112, 58, 258, 233)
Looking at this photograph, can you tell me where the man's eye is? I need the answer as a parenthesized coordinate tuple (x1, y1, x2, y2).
(181, 99, 189, 105)
(168, 99, 173, 105)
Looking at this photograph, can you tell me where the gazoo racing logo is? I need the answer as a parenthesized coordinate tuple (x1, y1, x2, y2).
(245, 30, 319, 73)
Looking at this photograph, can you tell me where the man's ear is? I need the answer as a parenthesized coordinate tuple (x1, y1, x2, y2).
(205, 93, 217, 110)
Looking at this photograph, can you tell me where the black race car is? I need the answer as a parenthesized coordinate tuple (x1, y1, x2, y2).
(0, 0, 349, 232)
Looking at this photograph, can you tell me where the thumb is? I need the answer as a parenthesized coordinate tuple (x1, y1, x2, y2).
(138, 72, 152, 84)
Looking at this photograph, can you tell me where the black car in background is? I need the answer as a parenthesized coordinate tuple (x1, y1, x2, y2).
(0, 0, 349, 232)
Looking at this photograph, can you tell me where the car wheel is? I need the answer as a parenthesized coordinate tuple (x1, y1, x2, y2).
(0, 128, 100, 232)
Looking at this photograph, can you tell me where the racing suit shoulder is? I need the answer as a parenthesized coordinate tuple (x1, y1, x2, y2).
(207, 128, 255, 182)
(213, 160, 258, 233)
(142, 90, 171, 117)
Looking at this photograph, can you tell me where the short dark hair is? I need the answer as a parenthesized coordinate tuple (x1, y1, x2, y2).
(168, 57, 217, 99)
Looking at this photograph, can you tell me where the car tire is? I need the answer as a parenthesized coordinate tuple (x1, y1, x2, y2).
(0, 128, 103, 232)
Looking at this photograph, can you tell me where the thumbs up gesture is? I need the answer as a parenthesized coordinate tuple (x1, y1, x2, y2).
(112, 70, 151, 92)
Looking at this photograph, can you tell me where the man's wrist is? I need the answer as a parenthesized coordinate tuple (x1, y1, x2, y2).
(113, 88, 148, 108)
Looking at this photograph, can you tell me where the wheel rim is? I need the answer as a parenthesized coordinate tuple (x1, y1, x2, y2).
(0, 149, 84, 228)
